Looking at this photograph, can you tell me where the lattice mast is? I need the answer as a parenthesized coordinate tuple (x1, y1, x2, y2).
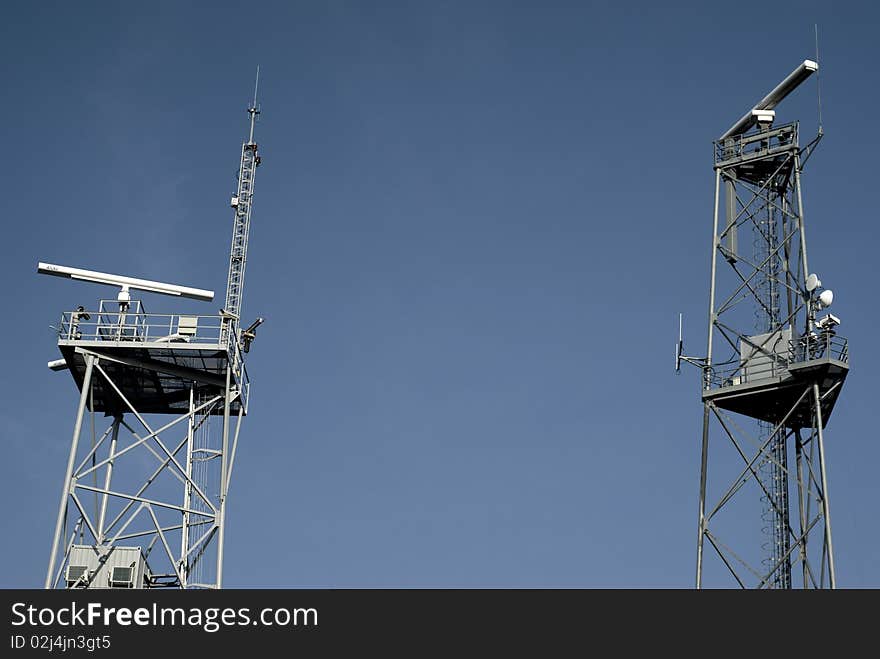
(225, 69, 262, 333)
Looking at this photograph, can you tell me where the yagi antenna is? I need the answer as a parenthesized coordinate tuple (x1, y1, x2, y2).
(37, 262, 214, 302)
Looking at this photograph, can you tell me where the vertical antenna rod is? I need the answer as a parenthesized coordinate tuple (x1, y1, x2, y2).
(224, 67, 262, 331)
(249, 65, 260, 143)
(815, 25, 823, 134)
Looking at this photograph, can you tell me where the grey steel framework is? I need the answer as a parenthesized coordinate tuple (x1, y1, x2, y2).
(692, 61, 848, 588)
(43, 93, 262, 590)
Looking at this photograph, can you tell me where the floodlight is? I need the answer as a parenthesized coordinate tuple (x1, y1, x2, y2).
(37, 262, 214, 302)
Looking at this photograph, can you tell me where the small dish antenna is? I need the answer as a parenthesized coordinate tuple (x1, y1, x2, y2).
(805, 272, 833, 309)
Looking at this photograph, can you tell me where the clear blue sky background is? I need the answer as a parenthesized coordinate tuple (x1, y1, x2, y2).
(1, 0, 877, 588)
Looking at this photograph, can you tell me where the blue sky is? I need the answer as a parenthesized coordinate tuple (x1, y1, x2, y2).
(1, 0, 878, 588)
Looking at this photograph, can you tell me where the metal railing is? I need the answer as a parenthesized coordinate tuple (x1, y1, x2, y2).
(704, 331, 848, 390)
(714, 121, 798, 167)
(789, 332, 848, 365)
(56, 300, 250, 411)
(58, 300, 225, 345)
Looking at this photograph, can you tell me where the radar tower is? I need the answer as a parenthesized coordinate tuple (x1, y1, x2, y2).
(39, 76, 264, 589)
(681, 59, 848, 588)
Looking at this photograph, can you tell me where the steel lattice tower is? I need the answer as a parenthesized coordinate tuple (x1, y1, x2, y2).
(40, 84, 263, 590)
(686, 60, 849, 588)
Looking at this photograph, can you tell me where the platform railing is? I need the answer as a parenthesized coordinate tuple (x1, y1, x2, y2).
(788, 332, 849, 365)
(704, 331, 848, 390)
(56, 300, 250, 409)
(714, 121, 798, 166)
(58, 301, 224, 345)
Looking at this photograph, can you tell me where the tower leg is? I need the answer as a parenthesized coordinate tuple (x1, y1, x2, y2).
(794, 430, 808, 589)
(96, 415, 122, 544)
(216, 365, 232, 589)
(695, 403, 711, 589)
(813, 384, 836, 588)
(180, 384, 195, 588)
(46, 354, 95, 589)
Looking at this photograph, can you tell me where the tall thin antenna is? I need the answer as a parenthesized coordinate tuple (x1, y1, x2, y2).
(815, 25, 823, 135)
(676, 313, 683, 373)
(248, 66, 260, 144)
(253, 65, 260, 108)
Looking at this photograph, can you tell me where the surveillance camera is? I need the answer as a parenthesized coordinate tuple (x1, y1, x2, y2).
(816, 314, 841, 330)
(752, 109, 776, 125)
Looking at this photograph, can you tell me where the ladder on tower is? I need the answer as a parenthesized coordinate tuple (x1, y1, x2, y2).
(225, 128, 260, 328)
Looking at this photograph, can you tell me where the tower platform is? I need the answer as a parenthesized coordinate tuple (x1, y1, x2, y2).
(702, 334, 848, 429)
(53, 301, 248, 416)
(715, 122, 798, 185)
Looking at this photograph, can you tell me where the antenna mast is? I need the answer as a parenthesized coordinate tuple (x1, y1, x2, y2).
(225, 66, 262, 333)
